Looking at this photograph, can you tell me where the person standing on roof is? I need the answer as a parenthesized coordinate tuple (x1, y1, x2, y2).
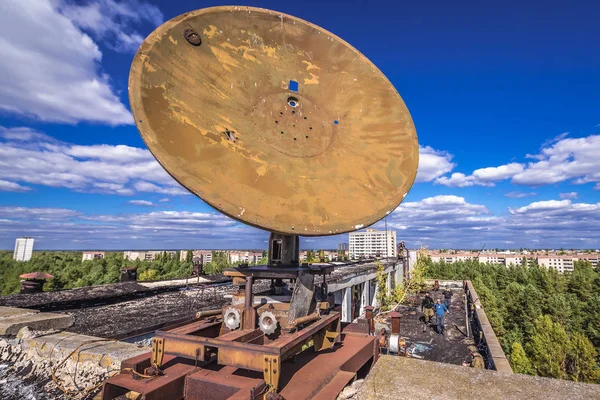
(442, 286, 452, 312)
(421, 292, 435, 332)
(434, 298, 449, 334)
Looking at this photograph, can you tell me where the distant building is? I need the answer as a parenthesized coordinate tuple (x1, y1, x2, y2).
(229, 251, 262, 264)
(537, 256, 575, 273)
(194, 250, 213, 264)
(123, 250, 176, 261)
(13, 237, 34, 262)
(426, 250, 596, 273)
(349, 229, 397, 259)
(338, 243, 348, 251)
(82, 251, 105, 261)
(180, 250, 189, 261)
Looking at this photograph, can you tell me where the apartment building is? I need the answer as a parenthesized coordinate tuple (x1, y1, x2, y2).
(82, 251, 105, 261)
(349, 229, 397, 259)
(536, 256, 575, 273)
(229, 251, 262, 264)
(427, 251, 597, 273)
(429, 253, 474, 263)
(13, 237, 34, 262)
(123, 250, 176, 261)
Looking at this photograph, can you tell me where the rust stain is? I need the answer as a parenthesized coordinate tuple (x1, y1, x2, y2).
(302, 60, 320, 71)
(203, 24, 218, 38)
(303, 73, 319, 85)
(209, 46, 240, 71)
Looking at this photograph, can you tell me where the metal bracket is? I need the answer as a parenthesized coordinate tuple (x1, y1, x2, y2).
(263, 355, 281, 393)
(151, 337, 165, 368)
(314, 329, 339, 352)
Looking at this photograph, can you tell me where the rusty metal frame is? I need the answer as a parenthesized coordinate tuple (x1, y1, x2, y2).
(151, 312, 340, 392)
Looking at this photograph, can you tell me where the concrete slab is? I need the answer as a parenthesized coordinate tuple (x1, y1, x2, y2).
(358, 355, 600, 400)
(0, 309, 73, 336)
(0, 306, 39, 318)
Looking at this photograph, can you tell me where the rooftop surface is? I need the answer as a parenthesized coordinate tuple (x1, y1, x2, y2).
(378, 283, 475, 365)
(358, 355, 600, 399)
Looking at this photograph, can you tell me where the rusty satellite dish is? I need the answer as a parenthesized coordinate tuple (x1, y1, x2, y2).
(130, 6, 418, 236)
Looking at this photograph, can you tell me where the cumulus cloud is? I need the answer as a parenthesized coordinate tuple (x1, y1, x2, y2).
(0, 180, 31, 192)
(0, 206, 266, 250)
(559, 192, 578, 199)
(416, 146, 455, 182)
(435, 173, 479, 188)
(159, 198, 170, 203)
(369, 195, 600, 249)
(510, 200, 572, 214)
(1, 196, 599, 249)
(434, 134, 600, 189)
(512, 135, 600, 186)
(504, 191, 537, 198)
(0, 127, 188, 196)
(59, 0, 163, 53)
(128, 200, 154, 207)
(0, 0, 139, 124)
(435, 163, 523, 187)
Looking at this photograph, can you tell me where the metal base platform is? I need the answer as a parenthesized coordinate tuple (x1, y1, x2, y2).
(101, 314, 379, 400)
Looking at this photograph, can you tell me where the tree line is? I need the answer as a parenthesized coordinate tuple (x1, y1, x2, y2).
(0, 250, 267, 295)
(424, 257, 600, 383)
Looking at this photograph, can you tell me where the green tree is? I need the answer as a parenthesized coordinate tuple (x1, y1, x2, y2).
(527, 315, 569, 379)
(566, 332, 600, 383)
(510, 342, 535, 375)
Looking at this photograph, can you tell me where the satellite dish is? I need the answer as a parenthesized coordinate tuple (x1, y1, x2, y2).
(129, 6, 418, 236)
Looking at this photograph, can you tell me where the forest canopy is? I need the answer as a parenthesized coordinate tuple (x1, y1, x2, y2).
(0, 250, 266, 296)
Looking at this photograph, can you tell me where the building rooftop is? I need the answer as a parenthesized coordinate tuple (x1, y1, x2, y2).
(377, 283, 474, 365)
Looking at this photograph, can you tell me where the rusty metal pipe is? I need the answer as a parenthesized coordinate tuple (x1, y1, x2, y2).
(390, 311, 401, 335)
(244, 276, 253, 309)
(195, 309, 222, 318)
(292, 311, 320, 326)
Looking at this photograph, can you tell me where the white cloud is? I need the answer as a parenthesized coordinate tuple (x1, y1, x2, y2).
(435, 163, 523, 187)
(435, 173, 478, 188)
(472, 163, 524, 182)
(559, 192, 578, 199)
(416, 146, 455, 182)
(0, 206, 266, 250)
(0, 127, 187, 196)
(378, 195, 600, 248)
(2, 196, 600, 249)
(0, 180, 31, 192)
(512, 135, 600, 186)
(504, 191, 537, 198)
(0, 207, 81, 220)
(128, 200, 153, 206)
(59, 0, 163, 53)
(133, 181, 189, 196)
(510, 200, 572, 214)
(159, 198, 170, 203)
(0, 0, 135, 124)
(434, 134, 600, 189)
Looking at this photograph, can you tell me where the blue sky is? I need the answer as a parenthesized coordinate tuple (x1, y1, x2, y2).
(0, 0, 599, 250)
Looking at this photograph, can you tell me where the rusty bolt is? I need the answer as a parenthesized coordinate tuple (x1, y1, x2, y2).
(184, 29, 202, 46)
(265, 357, 269, 362)
(265, 368, 268, 372)
(273, 369, 277, 374)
